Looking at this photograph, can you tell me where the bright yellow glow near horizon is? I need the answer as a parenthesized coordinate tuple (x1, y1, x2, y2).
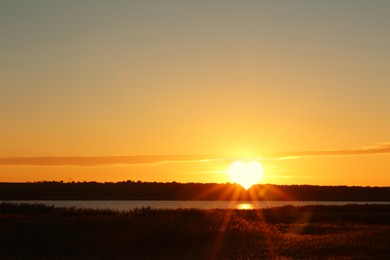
(228, 161, 264, 190)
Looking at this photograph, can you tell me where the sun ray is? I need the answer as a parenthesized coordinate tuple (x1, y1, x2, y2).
(209, 184, 245, 258)
(247, 187, 279, 258)
(262, 184, 294, 200)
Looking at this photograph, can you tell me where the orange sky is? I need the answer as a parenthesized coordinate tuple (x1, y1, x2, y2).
(1, 145, 389, 186)
(1, 1, 389, 185)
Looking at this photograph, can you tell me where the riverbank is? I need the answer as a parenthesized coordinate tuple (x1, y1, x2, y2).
(1, 203, 389, 259)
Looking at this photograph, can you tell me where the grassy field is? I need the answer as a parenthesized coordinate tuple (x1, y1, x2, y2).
(1, 203, 390, 259)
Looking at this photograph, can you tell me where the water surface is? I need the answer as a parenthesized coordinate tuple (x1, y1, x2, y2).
(2, 200, 389, 210)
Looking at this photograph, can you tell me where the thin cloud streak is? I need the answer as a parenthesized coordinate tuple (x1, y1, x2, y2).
(0, 155, 222, 166)
(1, 143, 389, 166)
(263, 143, 390, 160)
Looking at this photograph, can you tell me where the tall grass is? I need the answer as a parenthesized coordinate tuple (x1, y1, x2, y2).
(0, 203, 389, 259)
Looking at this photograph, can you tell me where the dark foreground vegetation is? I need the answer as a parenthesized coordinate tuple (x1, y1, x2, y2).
(1, 203, 390, 259)
(1, 181, 390, 201)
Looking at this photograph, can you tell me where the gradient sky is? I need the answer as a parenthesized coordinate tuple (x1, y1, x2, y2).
(1, 1, 389, 185)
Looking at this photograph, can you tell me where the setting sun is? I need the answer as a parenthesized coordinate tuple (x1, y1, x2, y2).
(228, 161, 264, 190)
(1, 1, 390, 259)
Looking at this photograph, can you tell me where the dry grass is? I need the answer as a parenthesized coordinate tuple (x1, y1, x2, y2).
(0, 203, 389, 259)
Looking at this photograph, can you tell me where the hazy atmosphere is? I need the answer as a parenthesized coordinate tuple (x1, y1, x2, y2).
(1, 1, 389, 185)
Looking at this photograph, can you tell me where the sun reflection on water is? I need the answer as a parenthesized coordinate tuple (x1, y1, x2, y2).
(236, 202, 254, 210)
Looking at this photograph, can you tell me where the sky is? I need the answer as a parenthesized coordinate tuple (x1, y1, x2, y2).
(1, 1, 389, 186)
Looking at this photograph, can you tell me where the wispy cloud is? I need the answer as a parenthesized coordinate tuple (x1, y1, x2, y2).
(263, 143, 390, 160)
(265, 174, 314, 179)
(1, 143, 389, 166)
(0, 155, 221, 166)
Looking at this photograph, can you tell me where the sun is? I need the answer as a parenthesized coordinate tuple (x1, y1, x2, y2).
(228, 161, 264, 190)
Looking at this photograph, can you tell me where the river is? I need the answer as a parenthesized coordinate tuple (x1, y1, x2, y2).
(2, 200, 390, 210)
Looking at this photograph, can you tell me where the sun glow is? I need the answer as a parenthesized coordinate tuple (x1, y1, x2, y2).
(236, 202, 254, 210)
(228, 161, 264, 190)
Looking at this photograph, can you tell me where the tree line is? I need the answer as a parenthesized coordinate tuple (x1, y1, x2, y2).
(0, 181, 389, 201)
